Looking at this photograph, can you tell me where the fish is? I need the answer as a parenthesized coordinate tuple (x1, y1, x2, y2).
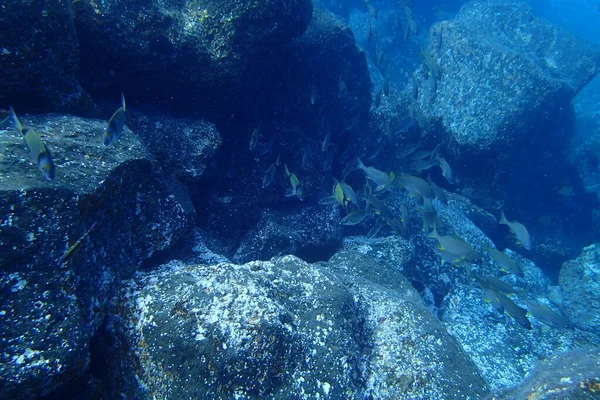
(421, 50, 441, 81)
(104, 93, 127, 146)
(262, 156, 280, 189)
(429, 225, 480, 262)
(356, 158, 395, 191)
(409, 158, 436, 173)
(523, 299, 571, 329)
(319, 195, 338, 205)
(499, 211, 532, 250)
(557, 186, 574, 196)
(341, 159, 357, 180)
(0, 108, 10, 124)
(388, 218, 405, 235)
(367, 221, 384, 238)
(310, 84, 318, 105)
(334, 182, 345, 207)
(409, 149, 433, 161)
(395, 175, 434, 198)
(322, 131, 332, 152)
(59, 221, 98, 263)
(284, 167, 304, 201)
(10, 107, 56, 180)
(397, 141, 421, 159)
(436, 156, 456, 184)
(475, 276, 523, 295)
(428, 178, 448, 204)
(340, 182, 359, 207)
(483, 246, 523, 277)
(366, 194, 393, 221)
(494, 290, 531, 329)
(249, 127, 260, 150)
(340, 209, 368, 225)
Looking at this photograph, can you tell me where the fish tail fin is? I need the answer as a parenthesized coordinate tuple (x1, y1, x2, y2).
(10, 107, 23, 133)
(389, 171, 396, 182)
(355, 158, 365, 170)
(499, 210, 508, 225)
(121, 93, 126, 111)
(428, 223, 438, 239)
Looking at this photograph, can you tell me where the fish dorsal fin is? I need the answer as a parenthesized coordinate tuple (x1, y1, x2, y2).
(120, 93, 126, 111)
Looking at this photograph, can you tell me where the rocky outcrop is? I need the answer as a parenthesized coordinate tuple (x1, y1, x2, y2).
(415, 0, 600, 153)
(72, 0, 313, 117)
(0, 114, 195, 398)
(128, 111, 222, 183)
(233, 205, 342, 264)
(93, 254, 488, 399)
(0, 0, 92, 113)
(559, 244, 600, 333)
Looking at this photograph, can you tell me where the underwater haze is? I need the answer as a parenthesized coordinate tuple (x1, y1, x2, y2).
(1, 0, 600, 399)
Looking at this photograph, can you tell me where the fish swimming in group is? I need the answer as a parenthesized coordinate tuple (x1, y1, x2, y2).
(10, 107, 56, 180)
(262, 155, 280, 189)
(104, 93, 127, 146)
(429, 225, 480, 263)
(395, 175, 434, 199)
(483, 246, 523, 277)
(356, 158, 395, 191)
(284, 164, 304, 201)
(436, 156, 456, 184)
(499, 211, 532, 250)
(249, 126, 261, 150)
(523, 299, 572, 329)
(340, 209, 368, 225)
(489, 288, 532, 330)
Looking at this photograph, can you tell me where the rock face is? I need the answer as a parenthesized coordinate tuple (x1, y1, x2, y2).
(486, 347, 600, 400)
(0, 114, 195, 398)
(559, 244, 600, 333)
(93, 254, 488, 399)
(416, 0, 600, 153)
(128, 111, 222, 183)
(233, 205, 342, 264)
(72, 0, 313, 116)
(0, 0, 91, 113)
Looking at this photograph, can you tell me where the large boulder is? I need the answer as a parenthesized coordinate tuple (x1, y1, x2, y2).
(559, 244, 600, 333)
(72, 0, 313, 117)
(91, 254, 488, 399)
(0, 0, 92, 113)
(0, 114, 195, 398)
(415, 0, 600, 153)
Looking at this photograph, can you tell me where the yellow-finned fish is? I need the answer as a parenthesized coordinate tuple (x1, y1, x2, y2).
(499, 211, 532, 250)
(104, 93, 126, 146)
(59, 221, 98, 264)
(10, 107, 55, 180)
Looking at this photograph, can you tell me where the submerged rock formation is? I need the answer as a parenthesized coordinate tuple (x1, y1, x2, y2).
(93, 254, 488, 399)
(0, 114, 196, 398)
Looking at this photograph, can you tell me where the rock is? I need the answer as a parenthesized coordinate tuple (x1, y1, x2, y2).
(487, 347, 600, 399)
(439, 280, 599, 391)
(73, 0, 313, 116)
(0, 114, 195, 398)
(559, 244, 600, 333)
(416, 0, 600, 153)
(92, 254, 488, 399)
(128, 111, 222, 183)
(0, 0, 92, 113)
(233, 205, 342, 264)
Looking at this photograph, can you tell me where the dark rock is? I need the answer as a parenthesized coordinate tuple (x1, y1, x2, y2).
(95, 254, 488, 399)
(416, 0, 600, 153)
(233, 205, 342, 264)
(128, 111, 222, 183)
(559, 244, 600, 333)
(73, 0, 313, 117)
(0, 114, 194, 398)
(486, 347, 600, 400)
(0, 0, 92, 113)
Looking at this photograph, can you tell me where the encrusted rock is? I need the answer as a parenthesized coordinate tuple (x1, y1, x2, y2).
(0, 114, 195, 399)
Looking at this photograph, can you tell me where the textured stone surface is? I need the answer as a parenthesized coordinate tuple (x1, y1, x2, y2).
(415, 0, 600, 153)
(94, 254, 488, 399)
(0, 0, 92, 113)
(0, 114, 195, 398)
